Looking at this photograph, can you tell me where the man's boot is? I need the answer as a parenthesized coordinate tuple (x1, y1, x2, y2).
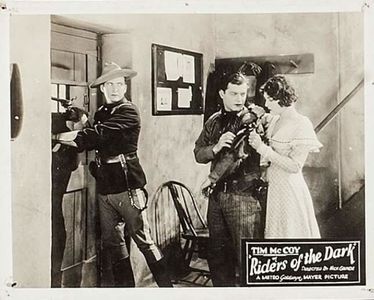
(148, 257, 173, 287)
(112, 258, 136, 287)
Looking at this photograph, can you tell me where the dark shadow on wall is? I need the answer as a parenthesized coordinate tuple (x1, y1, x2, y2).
(303, 166, 364, 240)
(319, 186, 365, 240)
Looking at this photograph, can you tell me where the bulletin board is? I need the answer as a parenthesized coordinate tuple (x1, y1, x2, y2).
(151, 43, 204, 115)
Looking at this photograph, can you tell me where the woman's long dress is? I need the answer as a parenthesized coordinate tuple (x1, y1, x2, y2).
(258, 112, 322, 238)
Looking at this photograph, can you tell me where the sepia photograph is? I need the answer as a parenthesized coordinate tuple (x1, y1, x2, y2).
(0, 1, 373, 299)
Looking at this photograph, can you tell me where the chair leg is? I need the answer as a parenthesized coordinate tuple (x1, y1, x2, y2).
(181, 240, 190, 259)
(185, 240, 196, 267)
(182, 240, 193, 266)
(178, 239, 213, 287)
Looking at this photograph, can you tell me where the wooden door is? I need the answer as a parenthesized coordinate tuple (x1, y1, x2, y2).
(51, 23, 100, 287)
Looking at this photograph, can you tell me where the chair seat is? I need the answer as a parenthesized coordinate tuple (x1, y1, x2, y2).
(182, 228, 209, 239)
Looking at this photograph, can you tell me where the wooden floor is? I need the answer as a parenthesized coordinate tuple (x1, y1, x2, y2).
(61, 254, 212, 288)
(173, 257, 212, 287)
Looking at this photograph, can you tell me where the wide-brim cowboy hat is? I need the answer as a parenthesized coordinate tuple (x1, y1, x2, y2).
(89, 62, 137, 88)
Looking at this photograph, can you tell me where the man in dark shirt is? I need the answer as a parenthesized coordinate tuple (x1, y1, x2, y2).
(55, 62, 172, 287)
(194, 71, 263, 286)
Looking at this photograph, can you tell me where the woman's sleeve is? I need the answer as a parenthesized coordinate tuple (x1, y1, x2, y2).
(257, 117, 322, 173)
(289, 117, 323, 152)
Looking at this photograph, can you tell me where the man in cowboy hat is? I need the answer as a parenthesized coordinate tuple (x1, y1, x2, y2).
(55, 62, 172, 287)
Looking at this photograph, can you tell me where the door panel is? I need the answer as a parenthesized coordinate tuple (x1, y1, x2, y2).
(73, 190, 85, 263)
(74, 53, 87, 82)
(51, 50, 75, 81)
(51, 23, 100, 287)
(86, 174, 98, 259)
(61, 193, 75, 269)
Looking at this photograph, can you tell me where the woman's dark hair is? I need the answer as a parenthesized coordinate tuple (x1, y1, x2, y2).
(259, 75, 298, 107)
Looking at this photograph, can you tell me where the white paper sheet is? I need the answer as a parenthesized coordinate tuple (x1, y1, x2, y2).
(177, 86, 192, 108)
(182, 54, 195, 84)
(164, 50, 183, 81)
(156, 87, 172, 111)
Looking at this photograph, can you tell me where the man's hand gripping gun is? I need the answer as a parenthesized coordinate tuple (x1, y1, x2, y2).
(51, 96, 89, 124)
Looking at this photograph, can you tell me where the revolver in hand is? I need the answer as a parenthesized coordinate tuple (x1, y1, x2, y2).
(51, 96, 88, 123)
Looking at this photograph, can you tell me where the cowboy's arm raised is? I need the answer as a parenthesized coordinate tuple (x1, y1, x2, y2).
(54, 104, 139, 151)
(75, 104, 139, 151)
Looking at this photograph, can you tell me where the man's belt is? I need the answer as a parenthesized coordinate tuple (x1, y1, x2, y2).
(95, 151, 148, 211)
(214, 172, 260, 194)
(100, 152, 137, 164)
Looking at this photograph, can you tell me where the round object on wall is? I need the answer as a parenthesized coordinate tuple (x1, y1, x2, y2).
(10, 63, 23, 140)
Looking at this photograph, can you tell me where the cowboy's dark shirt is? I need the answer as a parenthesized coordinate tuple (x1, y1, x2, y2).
(74, 99, 146, 194)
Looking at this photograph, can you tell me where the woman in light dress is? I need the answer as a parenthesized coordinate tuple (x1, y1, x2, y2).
(248, 75, 322, 238)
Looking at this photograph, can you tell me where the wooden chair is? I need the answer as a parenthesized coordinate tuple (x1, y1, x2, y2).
(153, 181, 210, 286)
